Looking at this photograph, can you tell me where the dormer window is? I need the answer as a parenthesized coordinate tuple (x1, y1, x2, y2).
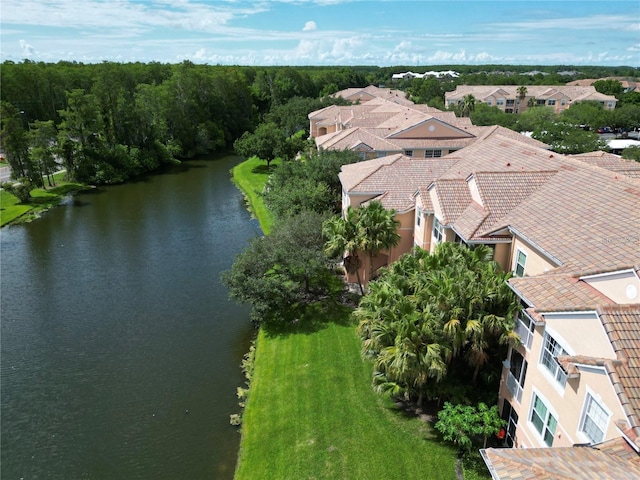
(514, 250, 527, 277)
(433, 217, 444, 244)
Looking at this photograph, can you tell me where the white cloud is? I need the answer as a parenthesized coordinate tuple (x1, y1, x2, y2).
(303, 21, 317, 32)
(19, 39, 35, 56)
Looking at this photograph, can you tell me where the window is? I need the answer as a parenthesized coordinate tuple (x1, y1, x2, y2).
(497, 98, 505, 106)
(433, 217, 444, 244)
(561, 99, 566, 106)
(515, 310, 535, 349)
(506, 348, 527, 403)
(487, 100, 493, 106)
(530, 393, 557, 446)
(502, 400, 519, 447)
(547, 99, 556, 106)
(540, 332, 568, 388)
(506, 99, 515, 106)
(580, 394, 609, 444)
(425, 149, 442, 158)
(537, 99, 546, 106)
(416, 209, 421, 226)
(505, 108, 514, 114)
(514, 250, 527, 277)
(404, 149, 413, 157)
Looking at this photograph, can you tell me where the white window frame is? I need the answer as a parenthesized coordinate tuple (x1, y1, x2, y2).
(548, 99, 556, 106)
(539, 332, 568, 389)
(529, 392, 558, 447)
(505, 347, 527, 403)
(424, 149, 442, 158)
(404, 149, 413, 157)
(486, 100, 492, 106)
(432, 217, 444, 244)
(515, 310, 535, 350)
(497, 98, 505, 106)
(514, 249, 527, 277)
(416, 208, 421, 227)
(579, 392, 610, 444)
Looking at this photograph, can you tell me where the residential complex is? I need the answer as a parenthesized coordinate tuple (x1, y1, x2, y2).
(445, 85, 618, 114)
(310, 86, 640, 476)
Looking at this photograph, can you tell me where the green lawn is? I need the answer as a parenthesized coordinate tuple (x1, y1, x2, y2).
(0, 189, 31, 226)
(230, 157, 487, 480)
(1, 172, 87, 227)
(235, 305, 458, 480)
(230, 156, 280, 234)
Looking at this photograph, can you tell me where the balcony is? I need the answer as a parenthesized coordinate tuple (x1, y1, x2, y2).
(506, 370, 524, 403)
(515, 311, 535, 349)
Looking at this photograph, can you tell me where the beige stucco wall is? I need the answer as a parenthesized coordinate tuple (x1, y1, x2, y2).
(493, 242, 511, 272)
(500, 314, 624, 450)
(510, 236, 557, 277)
(545, 312, 615, 358)
(583, 270, 640, 304)
(390, 120, 472, 140)
(413, 209, 432, 250)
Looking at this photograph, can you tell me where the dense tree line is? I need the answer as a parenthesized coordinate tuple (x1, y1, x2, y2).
(0, 61, 369, 186)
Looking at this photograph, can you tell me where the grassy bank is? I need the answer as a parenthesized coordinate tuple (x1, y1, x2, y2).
(230, 157, 472, 479)
(230, 156, 281, 235)
(1, 172, 88, 227)
(235, 305, 458, 480)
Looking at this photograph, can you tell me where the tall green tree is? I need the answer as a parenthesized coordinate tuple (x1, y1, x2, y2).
(0, 101, 32, 180)
(28, 120, 58, 187)
(222, 210, 335, 327)
(233, 122, 288, 168)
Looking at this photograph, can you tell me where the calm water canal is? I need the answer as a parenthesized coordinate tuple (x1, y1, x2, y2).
(1, 155, 259, 479)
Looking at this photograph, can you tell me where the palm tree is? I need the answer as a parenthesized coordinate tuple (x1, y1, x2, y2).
(459, 94, 476, 117)
(324, 201, 401, 292)
(517, 86, 528, 103)
(323, 206, 364, 293)
(356, 201, 401, 284)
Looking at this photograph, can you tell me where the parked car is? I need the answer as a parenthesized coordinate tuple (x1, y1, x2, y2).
(597, 126, 613, 134)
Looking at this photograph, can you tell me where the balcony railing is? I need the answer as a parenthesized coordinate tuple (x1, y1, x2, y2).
(514, 313, 534, 349)
(506, 371, 524, 403)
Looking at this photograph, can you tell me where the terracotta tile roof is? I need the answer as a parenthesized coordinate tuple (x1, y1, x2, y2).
(568, 151, 640, 179)
(472, 170, 558, 236)
(490, 163, 640, 274)
(508, 273, 614, 311)
(341, 155, 458, 212)
(451, 202, 486, 239)
(338, 154, 401, 192)
(333, 85, 415, 105)
(446, 85, 617, 105)
(430, 179, 472, 224)
(598, 304, 640, 447)
(481, 436, 640, 480)
(311, 97, 549, 155)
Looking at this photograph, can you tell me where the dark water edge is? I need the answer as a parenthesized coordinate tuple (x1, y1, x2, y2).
(1, 155, 260, 479)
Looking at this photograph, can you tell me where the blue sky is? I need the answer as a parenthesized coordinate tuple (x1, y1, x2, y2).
(1, 0, 639, 66)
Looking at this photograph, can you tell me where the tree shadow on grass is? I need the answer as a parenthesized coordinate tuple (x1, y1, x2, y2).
(262, 298, 355, 338)
(250, 164, 277, 175)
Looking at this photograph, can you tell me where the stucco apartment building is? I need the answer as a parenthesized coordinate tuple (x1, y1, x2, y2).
(340, 137, 640, 475)
(322, 89, 640, 474)
(310, 86, 548, 162)
(445, 85, 618, 114)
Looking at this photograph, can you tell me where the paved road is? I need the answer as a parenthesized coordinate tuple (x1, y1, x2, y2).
(0, 165, 11, 183)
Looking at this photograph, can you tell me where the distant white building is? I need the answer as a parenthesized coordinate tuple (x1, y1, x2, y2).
(392, 70, 459, 81)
